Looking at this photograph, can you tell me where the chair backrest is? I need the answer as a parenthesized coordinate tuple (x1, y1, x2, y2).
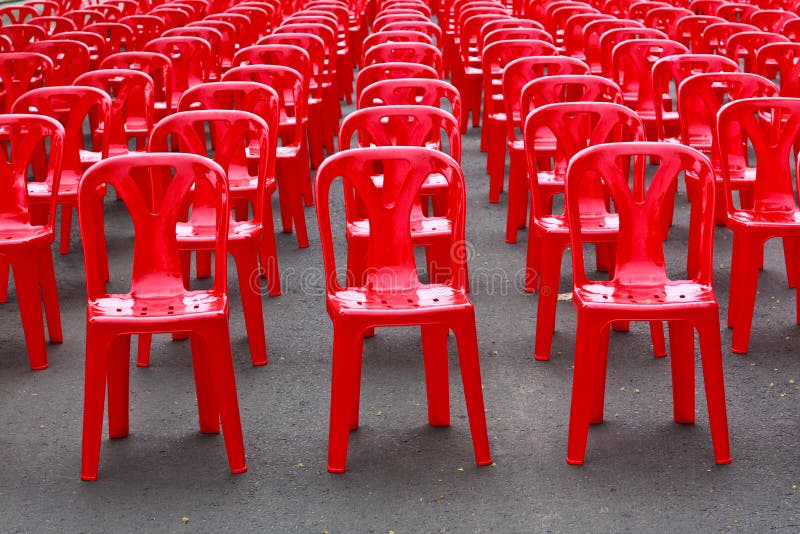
(119, 15, 165, 50)
(520, 74, 624, 120)
(381, 20, 443, 51)
(755, 42, 800, 96)
(78, 152, 229, 300)
(0, 23, 46, 50)
(149, 6, 191, 29)
(0, 52, 53, 113)
(144, 36, 211, 97)
(502, 56, 590, 139)
(230, 43, 312, 98)
(611, 38, 687, 113)
(628, 0, 670, 23)
(690, 0, 725, 15)
(0, 114, 63, 231)
(600, 27, 669, 76)
(700, 21, 758, 55)
(339, 104, 461, 162)
(149, 109, 270, 223)
(562, 12, 613, 57)
(52, 30, 108, 68)
(26, 39, 90, 84)
(677, 72, 779, 168)
(187, 20, 237, 65)
(482, 26, 553, 52)
(716, 2, 757, 23)
(84, 22, 135, 55)
(749, 9, 798, 32)
(582, 18, 643, 71)
(255, 34, 327, 92)
(566, 142, 715, 287)
(355, 61, 439, 103)
(221, 65, 306, 145)
(0, 5, 39, 25)
(730, 31, 791, 71)
(781, 17, 800, 41)
(12, 86, 110, 174)
(74, 68, 155, 153)
(524, 102, 645, 218)
(357, 78, 462, 126)
(28, 15, 77, 36)
(364, 41, 443, 74)
(674, 14, 724, 50)
(315, 146, 468, 293)
(716, 97, 800, 212)
(101, 51, 173, 114)
(206, 12, 255, 48)
(644, 6, 693, 38)
(63, 9, 106, 30)
(363, 30, 433, 53)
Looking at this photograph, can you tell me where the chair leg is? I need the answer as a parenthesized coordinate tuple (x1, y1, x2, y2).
(203, 321, 247, 474)
(327, 321, 364, 473)
(668, 321, 695, 424)
(258, 214, 282, 297)
(697, 314, 731, 465)
(196, 250, 212, 279)
(589, 324, 611, 424)
(421, 324, 450, 427)
(232, 247, 268, 366)
(136, 334, 152, 367)
(190, 332, 220, 434)
(566, 313, 601, 465)
(525, 227, 541, 293)
(533, 239, 565, 361)
(650, 321, 667, 358)
(0, 257, 8, 303)
(452, 312, 492, 466)
(782, 236, 800, 289)
(59, 204, 72, 255)
(728, 234, 762, 354)
(81, 329, 111, 481)
(12, 259, 48, 370)
(38, 247, 62, 344)
(505, 165, 528, 242)
(107, 334, 131, 439)
(348, 328, 365, 431)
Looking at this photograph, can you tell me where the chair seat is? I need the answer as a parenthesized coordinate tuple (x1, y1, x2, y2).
(728, 208, 800, 226)
(328, 284, 471, 316)
(176, 219, 260, 241)
(88, 291, 227, 324)
(348, 215, 451, 239)
(574, 281, 717, 311)
(0, 221, 53, 246)
(535, 212, 619, 234)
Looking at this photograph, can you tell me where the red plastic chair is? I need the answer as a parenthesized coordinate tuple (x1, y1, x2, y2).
(177, 81, 281, 297)
(223, 65, 311, 249)
(100, 51, 173, 120)
(84, 22, 135, 55)
(523, 103, 660, 361)
(716, 2, 757, 23)
(144, 36, 211, 112)
(338, 105, 462, 286)
(357, 79, 462, 130)
(148, 110, 273, 367)
(677, 72, 779, 225)
(83, 3, 123, 22)
(105, 0, 139, 18)
(227, 5, 271, 39)
(781, 17, 800, 41)
(728, 31, 791, 73)
(651, 53, 739, 143)
(381, 20, 443, 53)
(119, 15, 164, 50)
(0, 23, 46, 50)
(581, 18, 644, 74)
(481, 26, 554, 51)
(186, 20, 237, 72)
(0, 114, 63, 370)
(690, 0, 725, 15)
(755, 42, 800, 96)
(674, 14, 724, 50)
(77, 152, 247, 481)
(258, 33, 336, 166)
(372, 11, 429, 32)
(627, 0, 671, 23)
(25, 0, 61, 17)
(162, 26, 223, 81)
(564, 141, 730, 466)
(148, 6, 191, 29)
(0, 5, 39, 25)
(750, 9, 798, 33)
(644, 6, 693, 37)
(599, 27, 669, 78)
(363, 30, 434, 55)
(206, 12, 256, 48)
(51, 30, 107, 70)
(501, 58, 591, 243)
(562, 12, 613, 59)
(26, 38, 90, 84)
(315, 146, 492, 473)
(63, 9, 106, 29)
(549, 5, 599, 47)
(13, 86, 110, 258)
(355, 61, 439, 105)
(700, 21, 758, 55)
(0, 52, 52, 113)
(362, 42, 443, 75)
(610, 38, 687, 139)
(74, 69, 154, 157)
(28, 15, 77, 36)
(717, 97, 800, 353)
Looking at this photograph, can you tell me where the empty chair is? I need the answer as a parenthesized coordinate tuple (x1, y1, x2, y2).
(51, 30, 107, 70)
(144, 36, 211, 111)
(357, 78, 462, 128)
(755, 42, 800, 96)
(315, 146, 492, 473)
(673, 14, 724, 51)
(77, 153, 247, 481)
(119, 15, 164, 50)
(0, 52, 53, 113)
(100, 51, 174, 120)
(564, 141, 730, 466)
(362, 42, 443, 75)
(717, 98, 800, 354)
(84, 22, 136, 56)
(725, 31, 789, 72)
(28, 15, 77, 36)
(12, 86, 110, 255)
(26, 39, 90, 84)
(355, 62, 439, 105)
(749, 9, 798, 33)
(599, 27, 669, 78)
(582, 18, 644, 74)
(0, 5, 39, 25)
(700, 21, 758, 55)
(0, 114, 63, 370)
(0, 23, 46, 50)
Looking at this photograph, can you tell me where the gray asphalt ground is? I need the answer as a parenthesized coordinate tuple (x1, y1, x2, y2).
(0, 98, 799, 532)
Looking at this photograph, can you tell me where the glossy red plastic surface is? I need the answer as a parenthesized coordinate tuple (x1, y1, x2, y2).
(26, 38, 89, 83)
(0, 23, 46, 50)
(754, 42, 800, 96)
(314, 146, 491, 473)
(716, 98, 800, 354)
(598, 27, 669, 78)
(581, 18, 643, 73)
(750, 9, 798, 32)
(673, 14, 724, 51)
(100, 51, 174, 120)
(700, 21, 758, 55)
(0, 114, 63, 370)
(28, 15, 77, 36)
(565, 142, 730, 466)
(119, 15, 165, 50)
(84, 23, 135, 56)
(357, 78, 462, 131)
(726, 31, 789, 72)
(144, 36, 211, 110)
(355, 61, 439, 104)
(77, 153, 246, 481)
(0, 51, 52, 113)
